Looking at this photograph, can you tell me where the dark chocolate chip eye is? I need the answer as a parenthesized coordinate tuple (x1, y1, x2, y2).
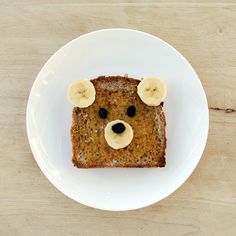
(99, 108, 108, 119)
(127, 105, 136, 117)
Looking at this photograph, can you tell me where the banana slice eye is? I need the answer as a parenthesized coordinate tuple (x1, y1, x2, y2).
(137, 77, 167, 106)
(67, 80, 96, 108)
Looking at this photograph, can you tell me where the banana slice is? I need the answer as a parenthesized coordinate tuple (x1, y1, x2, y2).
(105, 120, 133, 149)
(137, 77, 167, 106)
(67, 80, 96, 108)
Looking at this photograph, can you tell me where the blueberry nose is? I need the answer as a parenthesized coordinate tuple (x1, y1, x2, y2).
(112, 122, 126, 134)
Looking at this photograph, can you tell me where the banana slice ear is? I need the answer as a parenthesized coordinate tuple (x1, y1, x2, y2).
(67, 80, 96, 108)
(137, 77, 167, 106)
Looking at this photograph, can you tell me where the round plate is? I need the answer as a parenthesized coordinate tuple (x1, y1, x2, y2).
(26, 29, 209, 211)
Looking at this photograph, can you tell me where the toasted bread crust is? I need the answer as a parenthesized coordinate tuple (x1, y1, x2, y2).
(70, 76, 167, 168)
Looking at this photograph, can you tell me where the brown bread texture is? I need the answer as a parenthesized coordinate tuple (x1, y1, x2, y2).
(70, 76, 166, 168)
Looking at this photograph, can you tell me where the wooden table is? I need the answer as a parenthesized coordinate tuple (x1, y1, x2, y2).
(0, 1, 235, 235)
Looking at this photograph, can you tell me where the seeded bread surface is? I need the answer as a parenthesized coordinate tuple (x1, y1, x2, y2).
(70, 76, 166, 168)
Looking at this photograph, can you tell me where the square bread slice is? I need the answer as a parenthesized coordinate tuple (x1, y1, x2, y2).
(70, 76, 166, 168)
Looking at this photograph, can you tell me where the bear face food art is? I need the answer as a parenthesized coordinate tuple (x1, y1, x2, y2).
(67, 76, 167, 168)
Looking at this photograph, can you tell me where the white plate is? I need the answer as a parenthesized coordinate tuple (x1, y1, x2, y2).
(26, 28, 209, 211)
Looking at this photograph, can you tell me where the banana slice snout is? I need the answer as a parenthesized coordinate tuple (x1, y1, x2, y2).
(67, 80, 96, 108)
(105, 120, 133, 149)
(137, 77, 167, 106)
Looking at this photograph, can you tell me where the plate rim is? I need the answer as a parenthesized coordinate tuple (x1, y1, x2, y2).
(26, 28, 209, 211)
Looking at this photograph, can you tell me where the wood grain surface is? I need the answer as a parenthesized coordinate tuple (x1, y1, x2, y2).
(0, 1, 236, 235)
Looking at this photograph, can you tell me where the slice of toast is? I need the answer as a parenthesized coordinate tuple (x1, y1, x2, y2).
(70, 76, 166, 168)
